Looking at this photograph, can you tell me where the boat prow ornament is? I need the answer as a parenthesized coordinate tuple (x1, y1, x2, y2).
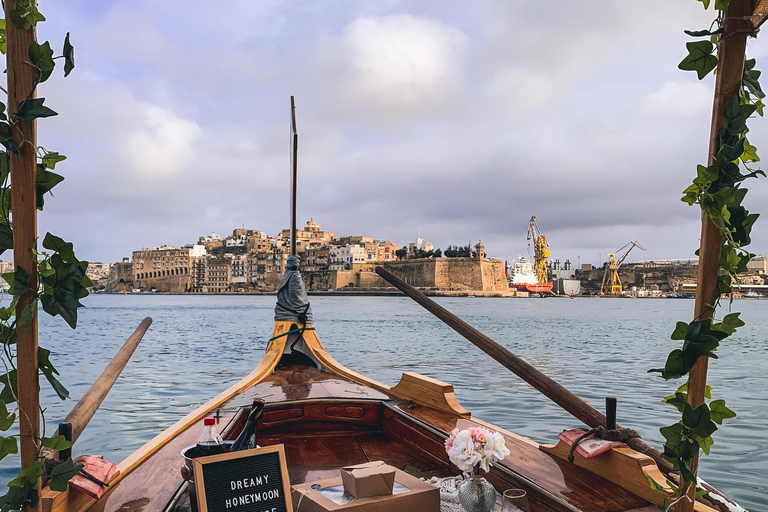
(273, 255, 319, 369)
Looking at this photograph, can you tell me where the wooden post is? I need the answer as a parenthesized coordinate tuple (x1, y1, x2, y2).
(683, 1, 752, 510)
(5, 0, 40, 509)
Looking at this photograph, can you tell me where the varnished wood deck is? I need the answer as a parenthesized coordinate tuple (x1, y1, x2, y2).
(65, 365, 660, 512)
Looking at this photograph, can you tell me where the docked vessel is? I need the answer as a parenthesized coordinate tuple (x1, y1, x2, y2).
(507, 256, 554, 293)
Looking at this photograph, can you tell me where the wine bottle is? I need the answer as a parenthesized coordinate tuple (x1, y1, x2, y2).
(231, 399, 265, 451)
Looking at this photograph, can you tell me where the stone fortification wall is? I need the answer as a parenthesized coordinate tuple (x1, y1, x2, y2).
(134, 275, 190, 293)
(301, 258, 507, 291)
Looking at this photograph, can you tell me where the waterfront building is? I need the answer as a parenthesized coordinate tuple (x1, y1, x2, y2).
(301, 244, 330, 271)
(203, 254, 233, 293)
(107, 259, 133, 291)
(132, 245, 205, 292)
(232, 254, 248, 284)
(330, 244, 367, 270)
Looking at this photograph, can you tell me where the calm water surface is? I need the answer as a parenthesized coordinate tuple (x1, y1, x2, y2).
(5, 295, 766, 510)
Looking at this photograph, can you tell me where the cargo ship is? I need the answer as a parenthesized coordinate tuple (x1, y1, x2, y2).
(507, 256, 554, 293)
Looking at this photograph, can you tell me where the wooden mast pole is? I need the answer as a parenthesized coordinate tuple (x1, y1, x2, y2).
(683, 1, 752, 510)
(5, 0, 41, 509)
(290, 96, 298, 256)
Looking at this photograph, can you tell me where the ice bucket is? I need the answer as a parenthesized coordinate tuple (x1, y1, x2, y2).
(180, 441, 234, 512)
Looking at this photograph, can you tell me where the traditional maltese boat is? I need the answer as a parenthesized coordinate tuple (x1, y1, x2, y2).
(38, 259, 739, 512)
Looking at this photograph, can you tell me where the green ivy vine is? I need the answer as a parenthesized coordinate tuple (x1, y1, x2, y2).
(0, 2, 92, 510)
(648, 0, 762, 509)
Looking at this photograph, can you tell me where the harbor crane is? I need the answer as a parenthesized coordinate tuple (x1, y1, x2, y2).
(526, 216, 551, 286)
(599, 241, 646, 296)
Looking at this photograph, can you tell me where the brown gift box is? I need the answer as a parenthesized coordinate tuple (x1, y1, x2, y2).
(291, 467, 439, 512)
(340, 461, 396, 498)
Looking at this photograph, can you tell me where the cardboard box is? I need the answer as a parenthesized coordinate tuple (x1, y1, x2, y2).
(340, 461, 396, 498)
(292, 468, 439, 512)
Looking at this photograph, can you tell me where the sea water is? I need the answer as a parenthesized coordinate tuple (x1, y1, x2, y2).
(2, 295, 765, 510)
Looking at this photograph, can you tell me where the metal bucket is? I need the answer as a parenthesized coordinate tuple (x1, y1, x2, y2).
(181, 441, 235, 512)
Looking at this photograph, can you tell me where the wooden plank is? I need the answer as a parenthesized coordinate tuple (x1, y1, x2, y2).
(750, 0, 768, 31)
(390, 372, 470, 418)
(541, 442, 719, 512)
(5, 1, 41, 510)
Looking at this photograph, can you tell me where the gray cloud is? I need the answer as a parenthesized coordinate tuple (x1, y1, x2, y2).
(29, 0, 768, 267)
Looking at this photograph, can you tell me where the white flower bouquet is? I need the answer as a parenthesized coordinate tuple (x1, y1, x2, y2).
(444, 426, 510, 475)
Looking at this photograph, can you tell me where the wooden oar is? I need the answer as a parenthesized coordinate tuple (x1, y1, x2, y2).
(60, 317, 152, 444)
(374, 267, 668, 469)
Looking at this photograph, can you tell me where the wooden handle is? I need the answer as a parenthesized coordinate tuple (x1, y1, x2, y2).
(62, 317, 153, 444)
(374, 267, 672, 470)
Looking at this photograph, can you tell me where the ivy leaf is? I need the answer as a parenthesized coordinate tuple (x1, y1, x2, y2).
(38, 346, 68, 400)
(670, 321, 688, 340)
(715, 312, 745, 335)
(684, 27, 723, 37)
(8, 2, 46, 30)
(0, 435, 18, 461)
(0, 20, 6, 55)
(41, 151, 66, 170)
(740, 142, 759, 163)
(17, 301, 35, 328)
(681, 183, 700, 205)
(63, 33, 75, 77)
(699, 435, 714, 455)
(0, 401, 15, 431)
(0, 223, 13, 256)
(41, 435, 71, 451)
(645, 473, 667, 494)
(695, 0, 710, 8)
(714, 0, 731, 11)
(678, 41, 718, 80)
(723, 96, 757, 136)
(28, 41, 54, 83)
(682, 403, 718, 438)
(727, 206, 759, 245)
(36, 167, 64, 210)
(4, 267, 30, 296)
(15, 98, 57, 121)
(49, 457, 83, 492)
(660, 422, 699, 460)
(649, 349, 698, 380)
(42, 232, 76, 262)
(755, 99, 765, 117)
(709, 399, 737, 424)
(662, 391, 688, 413)
(0, 370, 17, 405)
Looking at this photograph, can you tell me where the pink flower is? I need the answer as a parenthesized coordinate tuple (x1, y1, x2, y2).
(445, 427, 460, 452)
(468, 427, 488, 444)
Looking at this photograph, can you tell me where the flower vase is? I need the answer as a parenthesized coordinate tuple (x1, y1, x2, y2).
(457, 474, 496, 512)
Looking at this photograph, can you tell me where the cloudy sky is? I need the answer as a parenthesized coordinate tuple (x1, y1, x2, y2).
(30, 1, 768, 266)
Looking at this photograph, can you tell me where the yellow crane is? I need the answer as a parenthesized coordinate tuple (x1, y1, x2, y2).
(526, 216, 551, 286)
(599, 241, 646, 296)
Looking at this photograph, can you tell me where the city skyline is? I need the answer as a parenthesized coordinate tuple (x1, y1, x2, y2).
(29, 1, 768, 268)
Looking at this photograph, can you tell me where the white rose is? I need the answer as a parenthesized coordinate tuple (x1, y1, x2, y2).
(483, 431, 510, 463)
(448, 430, 481, 472)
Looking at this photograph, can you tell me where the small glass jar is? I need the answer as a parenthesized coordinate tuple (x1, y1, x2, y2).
(457, 473, 497, 512)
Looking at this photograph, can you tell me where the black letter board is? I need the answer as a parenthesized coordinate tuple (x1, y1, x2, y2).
(193, 444, 293, 512)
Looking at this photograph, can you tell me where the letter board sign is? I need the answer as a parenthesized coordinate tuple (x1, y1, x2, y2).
(193, 444, 292, 512)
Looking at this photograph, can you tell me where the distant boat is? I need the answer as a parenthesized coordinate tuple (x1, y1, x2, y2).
(508, 256, 554, 293)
